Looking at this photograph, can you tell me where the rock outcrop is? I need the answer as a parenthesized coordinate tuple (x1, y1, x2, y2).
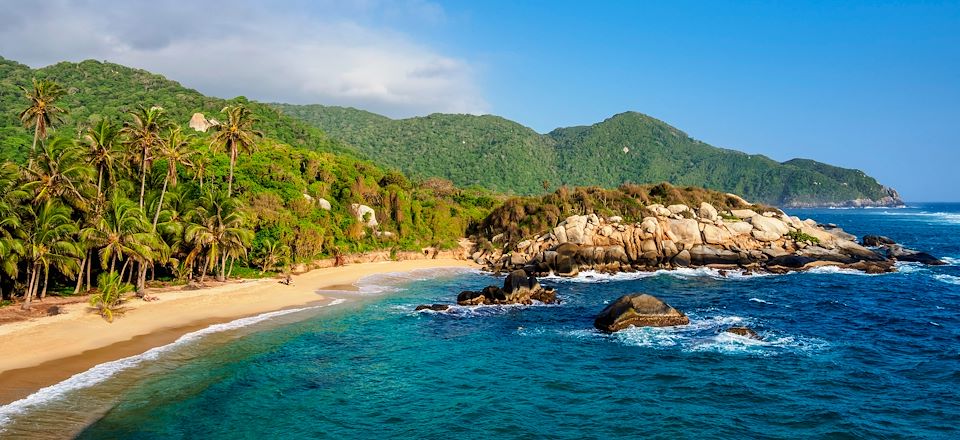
(860, 236, 945, 265)
(725, 327, 761, 339)
(477, 202, 910, 276)
(594, 294, 689, 332)
(456, 270, 558, 306)
(415, 304, 450, 312)
(188, 112, 217, 132)
(350, 204, 378, 228)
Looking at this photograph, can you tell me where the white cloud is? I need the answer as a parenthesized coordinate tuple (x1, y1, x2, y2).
(0, 0, 488, 117)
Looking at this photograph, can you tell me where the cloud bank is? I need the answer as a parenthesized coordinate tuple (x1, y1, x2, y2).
(0, 0, 488, 117)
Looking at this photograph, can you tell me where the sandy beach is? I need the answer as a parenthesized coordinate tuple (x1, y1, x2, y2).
(0, 258, 476, 404)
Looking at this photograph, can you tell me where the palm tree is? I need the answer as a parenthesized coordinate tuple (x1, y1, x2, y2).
(0, 163, 27, 295)
(22, 200, 80, 309)
(185, 190, 252, 282)
(210, 105, 262, 197)
(23, 137, 94, 210)
(152, 127, 195, 231)
(83, 195, 154, 283)
(122, 106, 170, 208)
(255, 238, 288, 274)
(90, 271, 133, 322)
(82, 119, 123, 198)
(19, 78, 67, 158)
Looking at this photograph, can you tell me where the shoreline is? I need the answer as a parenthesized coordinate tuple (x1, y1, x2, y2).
(0, 258, 476, 405)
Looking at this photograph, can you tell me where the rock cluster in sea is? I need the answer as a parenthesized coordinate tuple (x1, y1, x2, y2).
(473, 202, 944, 276)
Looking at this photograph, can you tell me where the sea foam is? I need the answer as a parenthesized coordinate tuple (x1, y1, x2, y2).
(0, 299, 347, 429)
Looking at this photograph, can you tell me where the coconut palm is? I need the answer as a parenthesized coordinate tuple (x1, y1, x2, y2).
(23, 137, 94, 210)
(122, 106, 170, 208)
(210, 105, 262, 197)
(254, 238, 288, 274)
(19, 78, 67, 158)
(83, 195, 154, 280)
(0, 163, 27, 289)
(89, 271, 133, 322)
(151, 127, 195, 231)
(82, 119, 123, 198)
(184, 190, 252, 282)
(22, 200, 80, 309)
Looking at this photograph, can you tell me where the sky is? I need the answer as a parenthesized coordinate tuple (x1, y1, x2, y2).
(1, 0, 957, 201)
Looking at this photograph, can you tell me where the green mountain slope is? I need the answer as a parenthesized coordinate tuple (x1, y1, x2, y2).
(276, 106, 901, 207)
(0, 56, 356, 163)
(275, 104, 560, 194)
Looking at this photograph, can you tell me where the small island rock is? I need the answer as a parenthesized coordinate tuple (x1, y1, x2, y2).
(594, 293, 689, 332)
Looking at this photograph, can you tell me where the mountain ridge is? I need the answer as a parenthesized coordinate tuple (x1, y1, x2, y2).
(274, 104, 902, 208)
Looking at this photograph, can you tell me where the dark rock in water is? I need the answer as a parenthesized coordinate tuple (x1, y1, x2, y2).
(725, 327, 760, 340)
(594, 293, 690, 332)
(862, 235, 896, 247)
(482, 285, 508, 303)
(457, 290, 486, 306)
(885, 245, 946, 265)
(843, 260, 896, 274)
(672, 249, 691, 267)
(766, 255, 817, 268)
(415, 304, 450, 312)
(503, 269, 532, 294)
(532, 288, 558, 304)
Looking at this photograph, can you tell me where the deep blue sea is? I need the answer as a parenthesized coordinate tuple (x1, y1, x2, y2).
(2, 204, 959, 439)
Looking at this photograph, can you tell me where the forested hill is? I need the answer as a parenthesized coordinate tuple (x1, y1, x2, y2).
(0, 56, 356, 162)
(275, 105, 902, 207)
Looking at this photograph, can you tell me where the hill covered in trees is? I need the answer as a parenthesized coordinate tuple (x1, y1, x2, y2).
(275, 105, 901, 207)
(0, 56, 495, 312)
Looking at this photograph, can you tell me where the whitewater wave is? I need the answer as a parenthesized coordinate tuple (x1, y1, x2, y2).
(802, 266, 876, 276)
(749, 297, 774, 305)
(411, 301, 559, 318)
(540, 267, 771, 284)
(0, 299, 347, 429)
(933, 274, 960, 286)
(880, 211, 960, 225)
(941, 257, 960, 266)
(564, 313, 827, 356)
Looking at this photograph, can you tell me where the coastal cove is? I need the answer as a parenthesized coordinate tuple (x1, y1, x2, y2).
(0, 205, 958, 438)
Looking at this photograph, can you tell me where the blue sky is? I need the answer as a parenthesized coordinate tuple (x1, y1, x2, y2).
(2, 1, 957, 201)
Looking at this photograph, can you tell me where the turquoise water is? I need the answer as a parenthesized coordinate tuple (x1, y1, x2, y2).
(4, 205, 960, 438)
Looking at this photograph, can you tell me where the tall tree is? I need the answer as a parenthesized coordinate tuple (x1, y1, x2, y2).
(152, 127, 195, 231)
(0, 163, 27, 296)
(122, 106, 170, 208)
(185, 190, 252, 282)
(210, 105, 262, 197)
(18, 78, 67, 158)
(22, 200, 80, 309)
(23, 137, 94, 211)
(83, 195, 153, 283)
(82, 119, 122, 198)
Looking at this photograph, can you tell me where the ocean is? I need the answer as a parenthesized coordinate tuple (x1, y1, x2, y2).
(2, 204, 959, 439)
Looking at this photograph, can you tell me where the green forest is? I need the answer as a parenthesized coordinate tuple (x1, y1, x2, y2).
(274, 105, 898, 206)
(0, 58, 495, 317)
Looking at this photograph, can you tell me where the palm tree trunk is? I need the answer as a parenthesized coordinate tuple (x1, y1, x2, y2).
(120, 258, 130, 283)
(74, 252, 88, 294)
(30, 119, 40, 159)
(228, 256, 235, 278)
(199, 256, 207, 283)
(40, 265, 50, 300)
(227, 148, 236, 197)
(151, 176, 169, 231)
(110, 254, 117, 275)
(139, 147, 148, 208)
(22, 264, 37, 310)
(86, 255, 93, 291)
(97, 166, 104, 197)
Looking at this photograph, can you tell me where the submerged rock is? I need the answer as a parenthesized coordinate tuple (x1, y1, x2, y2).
(415, 304, 450, 312)
(593, 294, 689, 332)
(725, 327, 761, 340)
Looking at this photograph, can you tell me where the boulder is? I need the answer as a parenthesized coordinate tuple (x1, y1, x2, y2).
(885, 245, 946, 265)
(350, 204, 378, 228)
(594, 294, 690, 332)
(689, 245, 741, 265)
(647, 204, 672, 217)
(731, 209, 757, 219)
(702, 224, 730, 245)
(456, 290, 486, 306)
(725, 221, 754, 236)
(752, 230, 781, 242)
(667, 204, 690, 215)
(699, 202, 719, 222)
(415, 304, 450, 312)
(188, 112, 216, 132)
(765, 255, 817, 268)
(749, 215, 790, 236)
(669, 218, 703, 245)
(317, 198, 332, 211)
(843, 260, 896, 274)
(862, 235, 896, 247)
(672, 249, 691, 267)
(725, 327, 760, 340)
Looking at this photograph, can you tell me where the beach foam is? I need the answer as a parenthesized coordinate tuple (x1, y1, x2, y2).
(0, 299, 346, 430)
